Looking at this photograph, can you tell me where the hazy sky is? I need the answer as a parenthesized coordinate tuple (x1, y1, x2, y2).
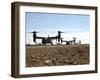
(25, 12, 90, 44)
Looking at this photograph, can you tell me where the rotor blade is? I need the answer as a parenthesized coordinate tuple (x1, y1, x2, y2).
(33, 31, 39, 33)
(28, 31, 39, 33)
(61, 31, 68, 33)
(58, 31, 67, 33)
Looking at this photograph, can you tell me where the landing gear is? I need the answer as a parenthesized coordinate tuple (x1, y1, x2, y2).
(42, 42, 53, 45)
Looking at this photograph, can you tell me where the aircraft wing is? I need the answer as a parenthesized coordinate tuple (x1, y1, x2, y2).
(36, 37, 46, 39)
(48, 36, 58, 39)
(36, 36, 58, 40)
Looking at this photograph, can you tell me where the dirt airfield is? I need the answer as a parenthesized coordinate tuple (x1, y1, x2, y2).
(26, 44, 89, 67)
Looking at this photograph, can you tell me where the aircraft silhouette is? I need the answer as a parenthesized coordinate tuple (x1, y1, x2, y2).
(61, 37, 76, 45)
(29, 31, 64, 45)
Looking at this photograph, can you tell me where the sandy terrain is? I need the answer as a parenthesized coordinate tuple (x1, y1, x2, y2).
(26, 44, 89, 67)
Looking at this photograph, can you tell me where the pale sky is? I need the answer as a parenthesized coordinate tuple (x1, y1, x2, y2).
(25, 12, 90, 44)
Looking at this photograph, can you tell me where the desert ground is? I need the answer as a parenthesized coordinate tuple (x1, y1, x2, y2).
(26, 44, 89, 67)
